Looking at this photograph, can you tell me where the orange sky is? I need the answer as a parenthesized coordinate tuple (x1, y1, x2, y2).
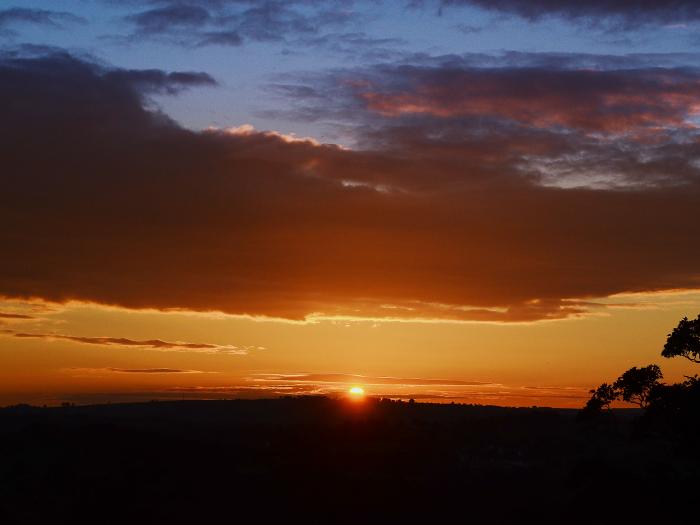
(2, 292, 698, 408)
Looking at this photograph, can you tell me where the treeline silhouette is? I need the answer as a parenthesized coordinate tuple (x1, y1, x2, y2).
(581, 314, 700, 442)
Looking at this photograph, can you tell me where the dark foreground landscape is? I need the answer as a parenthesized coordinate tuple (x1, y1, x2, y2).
(1, 397, 698, 524)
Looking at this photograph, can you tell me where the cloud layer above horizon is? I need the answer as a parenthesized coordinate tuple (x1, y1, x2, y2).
(1, 48, 700, 323)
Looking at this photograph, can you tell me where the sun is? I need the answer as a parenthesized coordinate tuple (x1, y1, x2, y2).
(349, 386, 365, 397)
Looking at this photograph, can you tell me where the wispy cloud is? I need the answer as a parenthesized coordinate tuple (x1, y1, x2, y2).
(116, 0, 362, 49)
(4, 330, 250, 354)
(0, 8, 85, 31)
(0, 312, 34, 320)
(254, 373, 497, 387)
(66, 367, 210, 374)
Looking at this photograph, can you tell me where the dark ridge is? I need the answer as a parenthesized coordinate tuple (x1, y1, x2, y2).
(0, 398, 692, 524)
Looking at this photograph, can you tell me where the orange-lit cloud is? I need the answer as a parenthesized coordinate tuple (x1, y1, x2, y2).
(2, 52, 700, 323)
(356, 68, 700, 135)
(254, 373, 497, 386)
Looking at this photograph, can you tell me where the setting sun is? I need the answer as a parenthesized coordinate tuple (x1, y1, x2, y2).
(349, 386, 365, 397)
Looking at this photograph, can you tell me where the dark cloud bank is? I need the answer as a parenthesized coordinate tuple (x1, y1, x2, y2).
(434, 0, 700, 27)
(1, 51, 700, 322)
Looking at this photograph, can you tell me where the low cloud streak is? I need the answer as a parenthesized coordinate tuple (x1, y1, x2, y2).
(5, 330, 247, 354)
(67, 367, 209, 374)
(255, 373, 497, 386)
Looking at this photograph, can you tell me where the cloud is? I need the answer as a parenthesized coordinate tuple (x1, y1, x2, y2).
(271, 54, 700, 138)
(350, 66, 700, 135)
(430, 1, 700, 28)
(0, 312, 34, 320)
(118, 0, 361, 48)
(292, 32, 407, 61)
(125, 4, 212, 33)
(268, 53, 700, 189)
(454, 23, 483, 34)
(254, 373, 496, 386)
(197, 30, 243, 46)
(67, 367, 208, 374)
(105, 68, 217, 94)
(0, 8, 85, 31)
(2, 51, 700, 322)
(5, 331, 247, 354)
(164, 380, 592, 405)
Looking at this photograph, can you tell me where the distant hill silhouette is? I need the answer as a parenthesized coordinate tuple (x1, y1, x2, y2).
(0, 397, 696, 524)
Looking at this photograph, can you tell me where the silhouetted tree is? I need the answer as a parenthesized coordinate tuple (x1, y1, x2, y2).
(586, 383, 617, 411)
(613, 365, 662, 409)
(578, 382, 617, 420)
(582, 315, 700, 435)
(662, 314, 700, 363)
(641, 375, 700, 435)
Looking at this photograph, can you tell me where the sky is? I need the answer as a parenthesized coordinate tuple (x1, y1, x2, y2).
(2, 0, 700, 407)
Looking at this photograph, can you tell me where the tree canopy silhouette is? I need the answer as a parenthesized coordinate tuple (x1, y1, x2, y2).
(662, 314, 700, 363)
(582, 383, 616, 413)
(582, 314, 700, 434)
(612, 365, 662, 409)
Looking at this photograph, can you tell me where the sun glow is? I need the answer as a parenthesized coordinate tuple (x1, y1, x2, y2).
(349, 386, 365, 397)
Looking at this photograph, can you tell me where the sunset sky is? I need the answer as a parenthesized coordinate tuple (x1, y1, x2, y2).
(2, 1, 700, 407)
